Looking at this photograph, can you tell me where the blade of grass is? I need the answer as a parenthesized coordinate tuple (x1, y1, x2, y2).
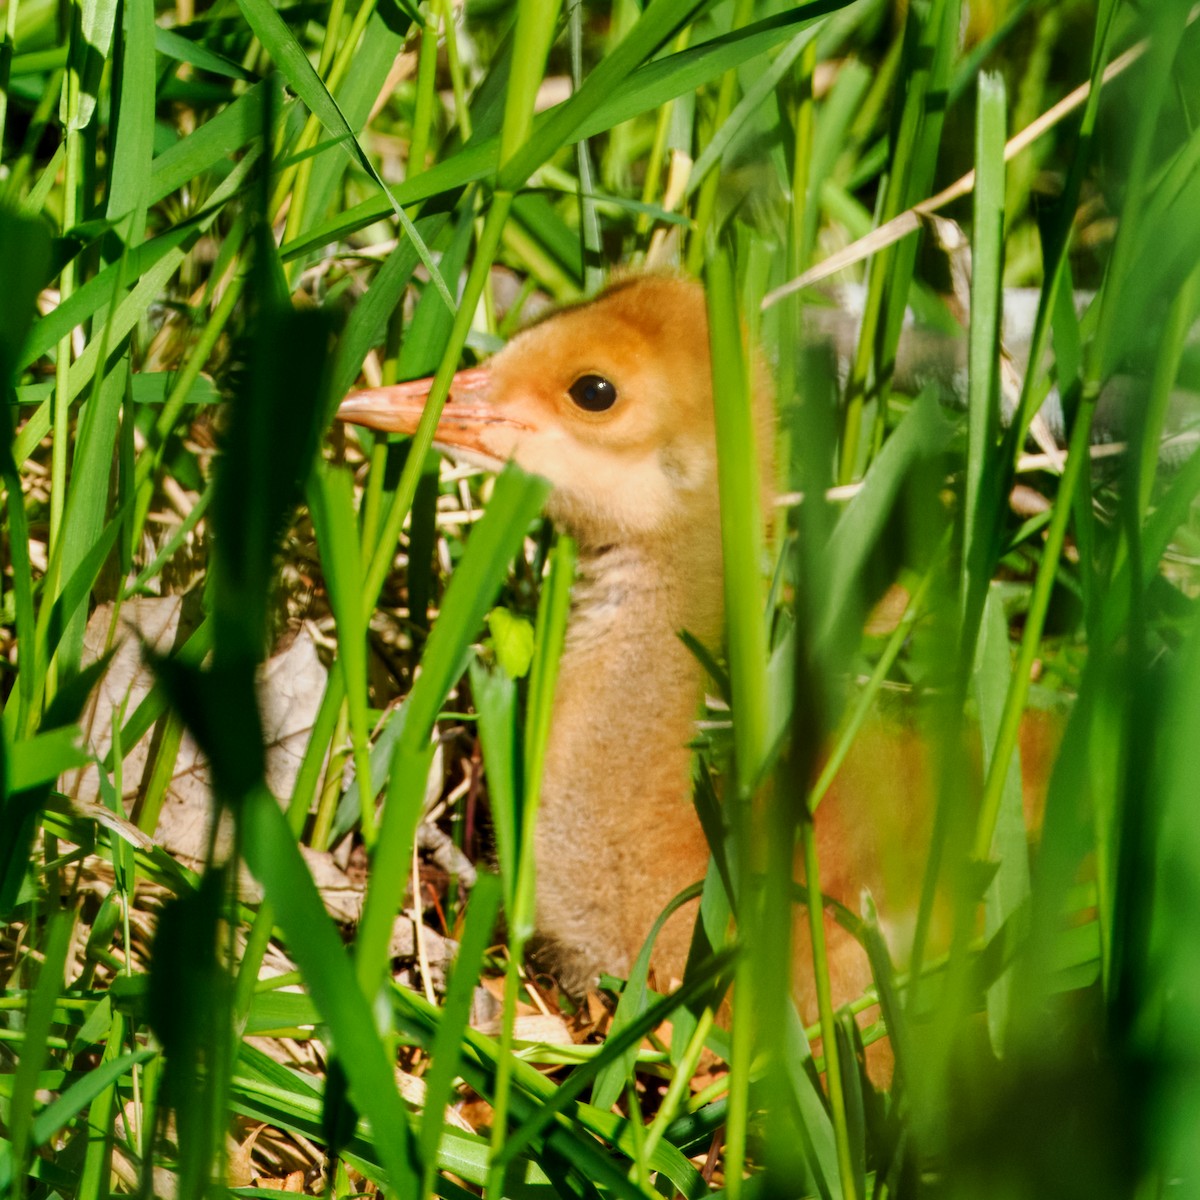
(308, 464, 375, 844)
(418, 871, 502, 1192)
(487, 533, 574, 1199)
(959, 70, 1007, 660)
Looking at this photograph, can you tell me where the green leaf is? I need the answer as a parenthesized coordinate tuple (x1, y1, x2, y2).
(486, 606, 535, 679)
(154, 26, 256, 81)
(106, 0, 155, 239)
(63, 0, 119, 130)
(707, 243, 768, 797)
(974, 586, 1030, 1055)
(31, 1049, 156, 1147)
(511, 535, 575, 942)
(418, 872, 503, 1190)
(148, 79, 272, 206)
(470, 660, 520, 918)
(7, 725, 91, 789)
(308, 463, 373, 839)
(960, 70, 1008, 659)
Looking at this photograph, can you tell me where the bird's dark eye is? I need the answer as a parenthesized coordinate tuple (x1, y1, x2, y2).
(568, 374, 617, 412)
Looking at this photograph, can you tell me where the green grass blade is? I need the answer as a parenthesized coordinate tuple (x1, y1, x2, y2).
(418, 871, 503, 1190)
(959, 69, 1006, 656)
(706, 244, 768, 796)
(6, 906, 74, 1182)
(153, 25, 255, 81)
(147, 80, 272, 206)
(308, 464, 375, 842)
(351, 738, 432, 996)
(511, 534, 575, 943)
(105, 0, 154, 239)
(30, 1048, 156, 1148)
(974, 586, 1030, 1054)
(469, 661, 520, 915)
(590, 882, 705, 1113)
(63, 0, 117, 131)
(399, 464, 549, 754)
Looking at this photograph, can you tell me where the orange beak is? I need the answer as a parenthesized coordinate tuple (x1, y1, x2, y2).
(336, 365, 530, 466)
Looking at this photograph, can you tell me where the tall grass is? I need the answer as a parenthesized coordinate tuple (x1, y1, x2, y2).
(2, 0, 1199, 1196)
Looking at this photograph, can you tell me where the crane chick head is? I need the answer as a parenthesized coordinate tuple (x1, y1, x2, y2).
(338, 275, 763, 545)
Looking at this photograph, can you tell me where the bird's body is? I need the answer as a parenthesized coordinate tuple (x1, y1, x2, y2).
(338, 274, 1052, 1035)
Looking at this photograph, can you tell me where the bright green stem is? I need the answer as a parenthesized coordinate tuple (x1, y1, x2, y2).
(317, 0, 345, 77)
(973, 388, 1096, 862)
(0, 0, 19, 153)
(281, 0, 363, 259)
(635, 27, 690, 240)
(438, 0, 471, 140)
(48, 120, 80, 579)
(232, 898, 276, 1028)
(789, 38, 818, 275)
(801, 818, 858, 1200)
(311, 703, 352, 850)
(289, 669, 347, 831)
(640, 1007, 714, 1161)
(408, 11, 440, 178)
(722, 954, 753, 1200)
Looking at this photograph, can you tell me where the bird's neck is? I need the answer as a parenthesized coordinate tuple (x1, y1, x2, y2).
(533, 525, 723, 988)
(566, 527, 724, 658)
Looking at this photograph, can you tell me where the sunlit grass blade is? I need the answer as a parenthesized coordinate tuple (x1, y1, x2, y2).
(398, 464, 549, 755)
(105, 0, 153, 240)
(308, 463, 375, 842)
(959, 70, 1007, 657)
(974, 586, 1030, 1052)
(590, 881, 705, 1113)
